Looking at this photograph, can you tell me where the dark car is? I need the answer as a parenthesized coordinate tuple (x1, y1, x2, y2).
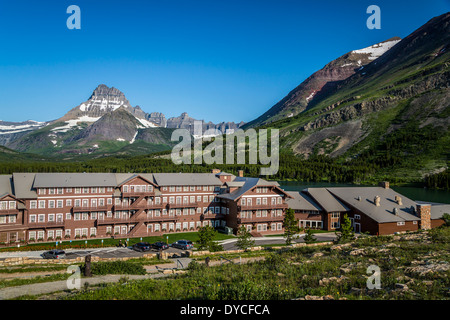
(152, 241, 169, 250)
(171, 239, 194, 250)
(42, 250, 66, 259)
(132, 242, 151, 252)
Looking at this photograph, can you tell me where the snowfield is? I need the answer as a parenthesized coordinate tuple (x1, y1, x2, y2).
(352, 39, 401, 60)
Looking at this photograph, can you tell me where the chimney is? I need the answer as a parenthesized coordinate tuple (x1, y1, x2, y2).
(238, 170, 244, 178)
(374, 195, 381, 207)
(379, 181, 390, 189)
(395, 195, 403, 206)
(416, 204, 431, 230)
(393, 208, 399, 215)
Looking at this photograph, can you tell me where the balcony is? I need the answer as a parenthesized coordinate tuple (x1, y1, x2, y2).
(96, 214, 178, 225)
(237, 203, 289, 211)
(0, 209, 19, 215)
(237, 215, 284, 224)
(28, 220, 65, 228)
(72, 205, 109, 213)
(121, 191, 155, 197)
(167, 202, 199, 209)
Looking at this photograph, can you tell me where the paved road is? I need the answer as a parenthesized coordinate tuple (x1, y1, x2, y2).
(0, 233, 337, 260)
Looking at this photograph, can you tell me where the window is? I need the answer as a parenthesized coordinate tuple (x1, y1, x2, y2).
(0, 216, 5, 224)
(38, 214, 45, 223)
(38, 200, 45, 209)
(74, 213, 81, 221)
(66, 199, 72, 207)
(397, 221, 405, 226)
(190, 196, 195, 203)
(37, 231, 44, 240)
(123, 185, 129, 193)
(66, 188, 72, 193)
(29, 215, 36, 223)
(48, 214, 55, 222)
(83, 187, 89, 194)
(56, 214, 63, 222)
(90, 228, 96, 236)
(75, 188, 81, 194)
(49, 188, 55, 195)
(48, 200, 55, 209)
(66, 213, 71, 220)
(38, 188, 46, 195)
(29, 231, 36, 240)
(57, 188, 63, 194)
(30, 201, 37, 209)
(65, 229, 71, 237)
(57, 200, 63, 208)
(355, 214, 361, 220)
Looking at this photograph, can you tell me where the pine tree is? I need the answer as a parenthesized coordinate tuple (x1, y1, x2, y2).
(283, 208, 300, 245)
(236, 225, 255, 251)
(336, 213, 355, 243)
(303, 228, 317, 244)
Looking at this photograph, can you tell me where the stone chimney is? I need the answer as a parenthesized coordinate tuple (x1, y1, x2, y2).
(416, 204, 431, 230)
(238, 170, 244, 177)
(395, 195, 402, 205)
(374, 195, 381, 207)
(379, 181, 389, 189)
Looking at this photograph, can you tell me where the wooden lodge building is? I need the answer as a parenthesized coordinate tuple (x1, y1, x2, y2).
(0, 171, 448, 246)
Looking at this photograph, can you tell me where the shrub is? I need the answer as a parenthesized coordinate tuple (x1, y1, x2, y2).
(83, 261, 146, 275)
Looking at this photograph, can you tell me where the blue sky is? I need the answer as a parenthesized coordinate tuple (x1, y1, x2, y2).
(0, 0, 448, 123)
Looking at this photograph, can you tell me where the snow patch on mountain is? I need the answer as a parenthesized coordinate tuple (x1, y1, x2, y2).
(51, 116, 101, 133)
(352, 39, 401, 60)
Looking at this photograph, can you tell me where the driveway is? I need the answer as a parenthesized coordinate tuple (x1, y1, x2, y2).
(218, 232, 337, 250)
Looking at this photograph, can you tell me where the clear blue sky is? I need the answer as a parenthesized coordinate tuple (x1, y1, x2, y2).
(0, 0, 448, 123)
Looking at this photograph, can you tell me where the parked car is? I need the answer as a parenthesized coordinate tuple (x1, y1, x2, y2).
(152, 241, 169, 250)
(171, 239, 194, 250)
(132, 242, 151, 252)
(42, 250, 66, 259)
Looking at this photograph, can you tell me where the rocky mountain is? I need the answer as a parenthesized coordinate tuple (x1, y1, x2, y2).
(245, 37, 401, 128)
(0, 120, 48, 146)
(166, 112, 244, 136)
(1, 84, 244, 158)
(248, 12, 450, 180)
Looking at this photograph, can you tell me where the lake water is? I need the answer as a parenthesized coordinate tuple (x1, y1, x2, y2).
(278, 181, 450, 205)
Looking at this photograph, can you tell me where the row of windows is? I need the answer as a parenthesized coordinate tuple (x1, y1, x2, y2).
(28, 228, 97, 240)
(299, 220, 323, 229)
(122, 185, 153, 193)
(0, 201, 16, 210)
(161, 185, 220, 192)
(240, 209, 283, 218)
(241, 197, 283, 206)
(28, 206, 230, 223)
(0, 215, 16, 224)
(38, 187, 114, 195)
(30, 198, 113, 209)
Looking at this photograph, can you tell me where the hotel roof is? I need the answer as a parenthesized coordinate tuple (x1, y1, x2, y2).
(304, 188, 350, 213)
(33, 173, 117, 188)
(285, 191, 322, 212)
(327, 187, 420, 223)
(152, 173, 223, 186)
